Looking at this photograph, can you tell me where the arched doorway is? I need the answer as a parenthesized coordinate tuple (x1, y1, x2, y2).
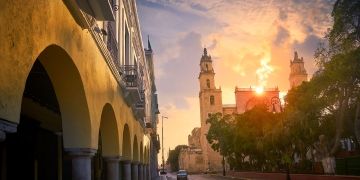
(121, 124, 132, 180)
(122, 124, 131, 159)
(94, 103, 120, 180)
(5, 60, 65, 180)
(2, 45, 91, 180)
(133, 136, 139, 162)
(140, 141, 143, 163)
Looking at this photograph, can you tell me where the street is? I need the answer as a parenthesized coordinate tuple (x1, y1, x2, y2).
(159, 173, 249, 180)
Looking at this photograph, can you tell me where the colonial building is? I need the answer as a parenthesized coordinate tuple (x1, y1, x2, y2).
(144, 38, 162, 180)
(179, 48, 307, 172)
(0, 0, 159, 180)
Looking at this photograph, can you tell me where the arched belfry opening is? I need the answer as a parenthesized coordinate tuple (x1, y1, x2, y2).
(2, 45, 91, 180)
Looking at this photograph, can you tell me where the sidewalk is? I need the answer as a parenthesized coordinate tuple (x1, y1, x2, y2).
(222, 171, 360, 180)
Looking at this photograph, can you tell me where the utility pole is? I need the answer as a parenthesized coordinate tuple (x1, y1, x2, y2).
(161, 116, 168, 172)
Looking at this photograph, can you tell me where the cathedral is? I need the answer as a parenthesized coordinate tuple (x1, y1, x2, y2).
(179, 49, 308, 173)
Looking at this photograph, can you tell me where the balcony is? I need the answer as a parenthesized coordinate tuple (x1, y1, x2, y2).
(121, 65, 144, 104)
(75, 0, 115, 21)
(134, 99, 145, 120)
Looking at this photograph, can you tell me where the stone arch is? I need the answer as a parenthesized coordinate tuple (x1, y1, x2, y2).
(99, 103, 120, 156)
(133, 135, 139, 161)
(144, 146, 148, 163)
(35, 44, 92, 148)
(147, 147, 150, 164)
(140, 141, 144, 163)
(6, 44, 92, 179)
(122, 124, 131, 159)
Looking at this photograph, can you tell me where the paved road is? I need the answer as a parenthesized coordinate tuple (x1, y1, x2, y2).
(159, 173, 250, 180)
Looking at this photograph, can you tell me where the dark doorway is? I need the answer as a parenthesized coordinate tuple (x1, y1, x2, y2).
(2, 60, 70, 180)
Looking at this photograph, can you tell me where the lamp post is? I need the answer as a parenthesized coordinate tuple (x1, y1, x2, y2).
(161, 116, 168, 172)
(271, 96, 290, 180)
(222, 155, 226, 176)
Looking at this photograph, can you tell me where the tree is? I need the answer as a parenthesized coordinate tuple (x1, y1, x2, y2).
(207, 105, 282, 171)
(314, 0, 360, 152)
(328, 0, 360, 53)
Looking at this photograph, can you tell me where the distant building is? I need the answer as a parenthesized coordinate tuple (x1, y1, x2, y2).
(289, 51, 308, 88)
(178, 128, 204, 173)
(179, 48, 307, 173)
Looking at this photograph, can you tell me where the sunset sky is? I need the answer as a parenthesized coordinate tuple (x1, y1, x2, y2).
(137, 0, 335, 160)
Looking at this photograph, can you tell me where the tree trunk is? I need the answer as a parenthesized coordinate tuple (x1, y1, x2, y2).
(354, 100, 360, 148)
(330, 91, 349, 155)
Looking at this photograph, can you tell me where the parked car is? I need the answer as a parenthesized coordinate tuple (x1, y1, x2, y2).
(159, 169, 167, 175)
(177, 170, 188, 180)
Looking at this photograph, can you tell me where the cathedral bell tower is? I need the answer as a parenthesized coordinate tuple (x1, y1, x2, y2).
(198, 48, 223, 172)
(289, 51, 308, 88)
(199, 48, 216, 90)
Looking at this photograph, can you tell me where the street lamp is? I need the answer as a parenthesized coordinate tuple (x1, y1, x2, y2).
(222, 155, 226, 176)
(271, 96, 290, 180)
(161, 116, 168, 172)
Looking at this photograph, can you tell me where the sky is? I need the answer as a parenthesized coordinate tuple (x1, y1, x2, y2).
(137, 0, 335, 161)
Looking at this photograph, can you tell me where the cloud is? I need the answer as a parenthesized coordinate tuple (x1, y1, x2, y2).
(274, 26, 290, 46)
(294, 34, 325, 75)
(155, 31, 202, 109)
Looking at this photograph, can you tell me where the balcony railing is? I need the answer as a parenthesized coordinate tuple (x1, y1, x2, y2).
(121, 65, 143, 89)
(106, 22, 119, 70)
(68, 0, 150, 128)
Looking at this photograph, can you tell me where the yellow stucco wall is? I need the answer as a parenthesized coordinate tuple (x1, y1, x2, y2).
(0, 0, 149, 162)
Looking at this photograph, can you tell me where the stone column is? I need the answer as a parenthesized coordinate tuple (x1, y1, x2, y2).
(0, 119, 17, 142)
(66, 148, 96, 180)
(146, 164, 150, 180)
(0, 130, 5, 142)
(138, 163, 143, 180)
(0, 119, 17, 180)
(143, 164, 147, 180)
(131, 161, 139, 180)
(104, 157, 120, 180)
(121, 160, 132, 180)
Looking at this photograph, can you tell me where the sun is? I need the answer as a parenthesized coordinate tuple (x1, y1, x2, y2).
(255, 86, 264, 95)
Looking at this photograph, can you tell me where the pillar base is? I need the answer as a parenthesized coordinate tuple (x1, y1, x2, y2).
(0, 119, 17, 142)
(121, 160, 132, 180)
(132, 161, 140, 180)
(104, 157, 120, 180)
(66, 148, 96, 180)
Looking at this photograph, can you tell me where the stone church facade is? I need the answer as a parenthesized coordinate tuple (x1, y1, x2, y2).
(179, 49, 307, 173)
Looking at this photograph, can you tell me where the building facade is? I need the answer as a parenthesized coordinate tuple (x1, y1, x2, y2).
(0, 0, 159, 180)
(144, 38, 161, 180)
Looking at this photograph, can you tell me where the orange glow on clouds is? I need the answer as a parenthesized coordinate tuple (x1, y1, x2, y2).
(138, 0, 335, 160)
(256, 55, 274, 92)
